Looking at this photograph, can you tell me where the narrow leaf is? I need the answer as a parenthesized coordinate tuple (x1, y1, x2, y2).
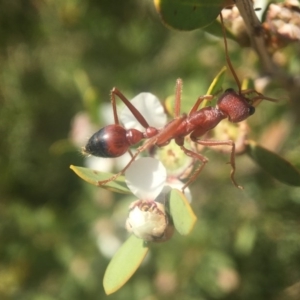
(169, 189, 197, 235)
(154, 0, 225, 31)
(70, 165, 131, 193)
(246, 141, 300, 186)
(103, 235, 149, 295)
(202, 66, 226, 108)
(206, 66, 226, 96)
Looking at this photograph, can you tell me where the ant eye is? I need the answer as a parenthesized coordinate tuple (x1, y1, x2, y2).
(249, 106, 255, 115)
(225, 88, 234, 93)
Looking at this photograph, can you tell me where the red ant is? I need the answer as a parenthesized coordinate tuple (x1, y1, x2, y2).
(82, 12, 277, 191)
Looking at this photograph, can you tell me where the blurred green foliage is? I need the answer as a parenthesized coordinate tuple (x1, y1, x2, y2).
(1, 0, 300, 299)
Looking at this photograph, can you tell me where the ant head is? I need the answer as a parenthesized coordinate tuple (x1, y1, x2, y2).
(217, 88, 255, 123)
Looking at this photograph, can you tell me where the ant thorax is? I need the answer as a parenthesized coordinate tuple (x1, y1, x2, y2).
(187, 107, 226, 139)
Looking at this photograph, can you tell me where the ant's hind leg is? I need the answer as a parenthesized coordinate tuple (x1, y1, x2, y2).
(195, 139, 243, 189)
(111, 88, 150, 129)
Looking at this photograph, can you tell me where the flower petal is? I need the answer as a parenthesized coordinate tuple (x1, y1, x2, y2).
(120, 93, 167, 131)
(125, 157, 167, 200)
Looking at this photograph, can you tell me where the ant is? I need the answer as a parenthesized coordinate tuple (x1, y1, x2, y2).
(82, 12, 277, 191)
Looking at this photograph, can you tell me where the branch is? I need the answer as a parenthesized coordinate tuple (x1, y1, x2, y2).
(235, 0, 300, 122)
(235, 0, 276, 74)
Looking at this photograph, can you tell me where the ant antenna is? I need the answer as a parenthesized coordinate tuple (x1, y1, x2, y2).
(220, 12, 242, 94)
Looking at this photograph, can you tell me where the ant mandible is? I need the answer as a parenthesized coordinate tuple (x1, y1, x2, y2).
(82, 12, 277, 191)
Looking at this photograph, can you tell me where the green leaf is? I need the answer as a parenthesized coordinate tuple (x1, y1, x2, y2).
(70, 165, 131, 194)
(169, 189, 197, 235)
(201, 66, 226, 108)
(206, 66, 226, 96)
(154, 0, 225, 31)
(246, 141, 300, 186)
(103, 235, 149, 295)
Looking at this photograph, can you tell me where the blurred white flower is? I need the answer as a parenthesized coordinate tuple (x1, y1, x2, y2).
(84, 151, 132, 173)
(70, 112, 94, 147)
(99, 102, 115, 126)
(93, 218, 122, 259)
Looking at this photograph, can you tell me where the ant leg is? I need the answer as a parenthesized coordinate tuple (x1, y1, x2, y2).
(96, 149, 141, 186)
(127, 148, 134, 158)
(179, 145, 209, 192)
(241, 88, 261, 97)
(195, 139, 243, 189)
(241, 89, 278, 104)
(220, 12, 242, 94)
(174, 79, 182, 118)
(188, 95, 214, 115)
(110, 88, 156, 158)
(110, 88, 121, 125)
(174, 79, 213, 117)
(96, 136, 159, 186)
(111, 88, 150, 129)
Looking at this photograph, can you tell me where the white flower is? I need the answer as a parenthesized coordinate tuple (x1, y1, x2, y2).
(120, 93, 167, 131)
(124, 157, 174, 242)
(125, 157, 167, 200)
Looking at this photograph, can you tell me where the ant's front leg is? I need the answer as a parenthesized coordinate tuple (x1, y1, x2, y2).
(188, 95, 214, 115)
(111, 87, 150, 128)
(240, 89, 278, 104)
(194, 139, 243, 190)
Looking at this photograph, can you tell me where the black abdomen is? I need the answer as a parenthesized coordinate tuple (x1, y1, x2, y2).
(84, 125, 129, 157)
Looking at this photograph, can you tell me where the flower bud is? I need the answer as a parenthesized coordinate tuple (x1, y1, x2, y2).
(126, 200, 174, 242)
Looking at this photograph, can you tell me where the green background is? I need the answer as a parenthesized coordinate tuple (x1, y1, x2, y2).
(1, 0, 300, 299)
